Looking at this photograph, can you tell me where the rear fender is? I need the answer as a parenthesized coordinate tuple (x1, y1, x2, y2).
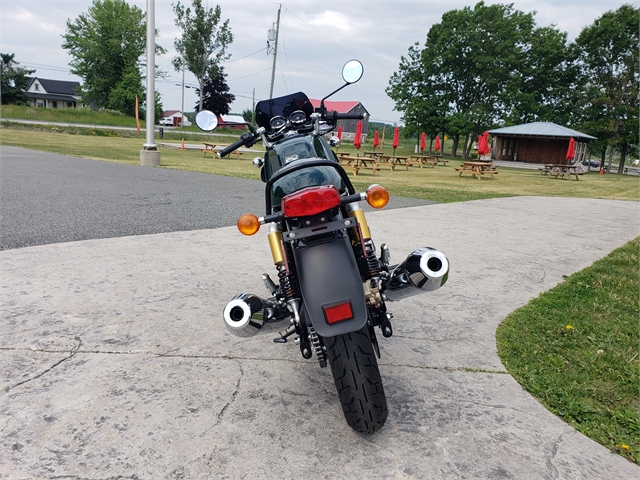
(292, 236, 367, 338)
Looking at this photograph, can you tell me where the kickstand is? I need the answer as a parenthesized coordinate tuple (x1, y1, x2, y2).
(273, 326, 296, 343)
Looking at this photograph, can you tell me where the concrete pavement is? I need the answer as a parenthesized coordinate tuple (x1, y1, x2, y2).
(1, 195, 638, 479)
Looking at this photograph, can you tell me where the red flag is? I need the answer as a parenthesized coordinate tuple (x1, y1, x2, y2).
(392, 127, 400, 150)
(337, 125, 343, 141)
(434, 135, 441, 152)
(566, 137, 575, 160)
(420, 132, 426, 152)
(353, 121, 363, 151)
(135, 95, 141, 134)
(373, 130, 380, 149)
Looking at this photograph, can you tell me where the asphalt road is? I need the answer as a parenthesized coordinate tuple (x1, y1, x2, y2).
(0, 146, 431, 250)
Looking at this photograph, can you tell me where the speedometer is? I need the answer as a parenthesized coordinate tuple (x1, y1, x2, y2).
(289, 110, 307, 124)
(269, 116, 286, 129)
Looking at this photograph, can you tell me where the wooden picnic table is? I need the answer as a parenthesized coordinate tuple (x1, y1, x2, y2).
(455, 161, 498, 180)
(338, 154, 379, 175)
(409, 155, 449, 168)
(377, 155, 410, 171)
(542, 164, 580, 180)
(202, 142, 244, 159)
(363, 151, 384, 158)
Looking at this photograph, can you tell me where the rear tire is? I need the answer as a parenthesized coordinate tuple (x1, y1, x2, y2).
(325, 326, 388, 434)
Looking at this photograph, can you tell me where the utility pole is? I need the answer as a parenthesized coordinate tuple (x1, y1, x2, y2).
(252, 88, 256, 125)
(269, 4, 281, 99)
(181, 63, 185, 127)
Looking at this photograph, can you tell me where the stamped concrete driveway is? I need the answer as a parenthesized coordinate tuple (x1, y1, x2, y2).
(1, 192, 638, 478)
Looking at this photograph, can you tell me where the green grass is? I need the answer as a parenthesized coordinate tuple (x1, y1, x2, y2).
(1, 127, 638, 203)
(496, 238, 640, 464)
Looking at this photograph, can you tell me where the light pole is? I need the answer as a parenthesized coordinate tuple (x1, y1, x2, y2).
(140, 0, 160, 166)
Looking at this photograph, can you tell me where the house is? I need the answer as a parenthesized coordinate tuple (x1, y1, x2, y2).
(160, 110, 191, 127)
(488, 122, 596, 164)
(217, 114, 246, 130)
(309, 99, 370, 142)
(25, 77, 83, 109)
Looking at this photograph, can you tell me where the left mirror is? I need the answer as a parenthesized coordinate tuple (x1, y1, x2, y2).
(342, 60, 364, 84)
(195, 110, 218, 131)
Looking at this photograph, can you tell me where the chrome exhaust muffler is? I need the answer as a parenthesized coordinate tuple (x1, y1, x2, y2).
(223, 293, 286, 337)
(383, 247, 449, 301)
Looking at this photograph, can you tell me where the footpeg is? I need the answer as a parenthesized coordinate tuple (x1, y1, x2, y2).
(274, 325, 296, 343)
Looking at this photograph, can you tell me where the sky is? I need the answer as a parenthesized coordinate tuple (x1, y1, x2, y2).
(0, 0, 629, 125)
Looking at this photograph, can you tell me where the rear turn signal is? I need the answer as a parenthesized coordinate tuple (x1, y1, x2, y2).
(323, 301, 354, 324)
(237, 214, 261, 235)
(366, 184, 389, 209)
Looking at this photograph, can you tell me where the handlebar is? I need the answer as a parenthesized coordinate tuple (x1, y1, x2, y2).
(323, 111, 367, 122)
(218, 134, 255, 158)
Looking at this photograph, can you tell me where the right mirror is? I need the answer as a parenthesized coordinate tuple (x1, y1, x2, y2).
(342, 60, 364, 84)
(195, 110, 218, 131)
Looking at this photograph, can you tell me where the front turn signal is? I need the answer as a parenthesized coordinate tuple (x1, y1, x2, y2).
(365, 184, 390, 209)
(237, 213, 261, 235)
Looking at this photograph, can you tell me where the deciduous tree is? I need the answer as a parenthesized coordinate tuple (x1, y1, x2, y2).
(574, 4, 639, 172)
(62, 0, 165, 116)
(0, 53, 34, 105)
(172, 0, 233, 112)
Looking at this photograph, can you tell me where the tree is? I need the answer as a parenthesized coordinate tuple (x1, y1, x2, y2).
(0, 53, 34, 105)
(574, 4, 639, 173)
(62, 0, 165, 116)
(388, 2, 580, 159)
(172, 0, 233, 112)
(194, 67, 235, 115)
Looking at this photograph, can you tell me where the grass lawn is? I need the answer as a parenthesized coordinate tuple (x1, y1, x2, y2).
(497, 238, 639, 464)
(1, 127, 638, 203)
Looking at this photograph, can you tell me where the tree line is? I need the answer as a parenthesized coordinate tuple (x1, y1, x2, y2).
(386, 2, 638, 169)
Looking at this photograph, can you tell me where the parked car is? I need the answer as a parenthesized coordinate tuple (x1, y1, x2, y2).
(582, 159, 600, 168)
(160, 117, 174, 126)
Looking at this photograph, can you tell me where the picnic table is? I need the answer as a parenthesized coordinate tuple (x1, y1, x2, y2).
(338, 154, 379, 176)
(363, 151, 384, 158)
(202, 142, 243, 159)
(455, 161, 498, 180)
(542, 164, 580, 181)
(409, 155, 449, 168)
(377, 155, 410, 171)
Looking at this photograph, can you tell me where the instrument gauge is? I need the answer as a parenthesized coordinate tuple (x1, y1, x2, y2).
(289, 110, 307, 124)
(269, 116, 286, 129)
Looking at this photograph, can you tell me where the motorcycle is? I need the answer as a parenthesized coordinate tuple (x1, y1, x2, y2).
(195, 60, 449, 434)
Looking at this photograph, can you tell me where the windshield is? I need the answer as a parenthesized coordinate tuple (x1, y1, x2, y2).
(255, 92, 314, 132)
(270, 165, 347, 210)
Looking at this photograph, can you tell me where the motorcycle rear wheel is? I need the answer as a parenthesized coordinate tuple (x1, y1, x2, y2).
(324, 326, 388, 434)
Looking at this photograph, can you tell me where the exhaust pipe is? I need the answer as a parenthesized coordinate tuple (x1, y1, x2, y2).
(223, 293, 286, 337)
(383, 247, 449, 301)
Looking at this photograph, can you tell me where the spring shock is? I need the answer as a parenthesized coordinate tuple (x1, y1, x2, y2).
(357, 241, 381, 280)
(277, 264, 301, 301)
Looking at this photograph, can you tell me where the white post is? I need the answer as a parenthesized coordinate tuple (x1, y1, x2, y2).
(141, 0, 161, 166)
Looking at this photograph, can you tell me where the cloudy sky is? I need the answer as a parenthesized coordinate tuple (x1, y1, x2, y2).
(0, 0, 628, 124)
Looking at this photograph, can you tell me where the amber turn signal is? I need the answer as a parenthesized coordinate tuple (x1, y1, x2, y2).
(365, 184, 389, 209)
(237, 213, 261, 235)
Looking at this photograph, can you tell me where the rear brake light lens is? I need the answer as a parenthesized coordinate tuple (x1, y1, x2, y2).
(366, 184, 389, 209)
(281, 185, 341, 218)
(323, 301, 354, 324)
(237, 213, 261, 235)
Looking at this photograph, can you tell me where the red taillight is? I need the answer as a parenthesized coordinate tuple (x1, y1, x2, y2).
(281, 185, 341, 218)
(323, 301, 354, 324)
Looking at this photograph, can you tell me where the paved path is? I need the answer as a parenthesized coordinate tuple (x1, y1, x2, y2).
(0, 146, 430, 250)
(1, 194, 638, 479)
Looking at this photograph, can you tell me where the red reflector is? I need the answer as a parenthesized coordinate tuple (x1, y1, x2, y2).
(323, 301, 354, 324)
(281, 185, 341, 218)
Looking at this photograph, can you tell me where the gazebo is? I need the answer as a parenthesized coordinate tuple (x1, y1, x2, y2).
(488, 122, 596, 164)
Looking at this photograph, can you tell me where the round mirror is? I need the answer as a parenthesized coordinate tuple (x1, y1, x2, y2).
(195, 110, 218, 131)
(342, 60, 364, 84)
